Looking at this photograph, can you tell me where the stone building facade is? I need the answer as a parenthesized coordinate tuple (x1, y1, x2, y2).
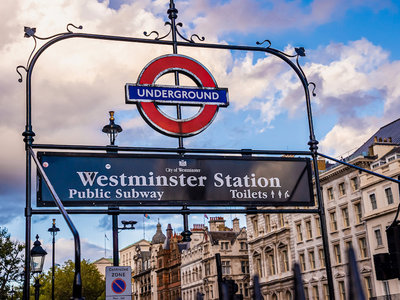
(181, 217, 251, 300)
(245, 119, 400, 300)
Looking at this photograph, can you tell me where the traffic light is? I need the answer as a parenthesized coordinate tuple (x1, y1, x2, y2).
(222, 279, 243, 299)
(374, 222, 400, 280)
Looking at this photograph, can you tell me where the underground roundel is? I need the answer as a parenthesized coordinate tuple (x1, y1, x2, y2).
(125, 54, 229, 137)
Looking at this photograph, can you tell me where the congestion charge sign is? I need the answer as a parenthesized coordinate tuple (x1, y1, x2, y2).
(125, 54, 229, 137)
(105, 266, 131, 299)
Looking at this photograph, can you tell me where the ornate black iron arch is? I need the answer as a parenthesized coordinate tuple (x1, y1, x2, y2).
(18, 1, 400, 300)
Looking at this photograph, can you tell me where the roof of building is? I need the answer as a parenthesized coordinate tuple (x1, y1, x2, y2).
(379, 145, 400, 160)
(119, 239, 150, 252)
(352, 118, 400, 157)
(208, 231, 238, 244)
(152, 222, 166, 244)
(92, 257, 113, 264)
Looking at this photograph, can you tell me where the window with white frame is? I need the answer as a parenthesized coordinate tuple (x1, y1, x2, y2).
(385, 187, 394, 204)
(221, 260, 231, 275)
(339, 182, 346, 196)
(327, 187, 334, 200)
(369, 193, 377, 210)
(330, 211, 338, 231)
(374, 228, 383, 246)
(354, 202, 362, 224)
(333, 244, 341, 264)
(306, 220, 313, 239)
(296, 223, 303, 242)
(341, 206, 350, 228)
(350, 177, 359, 191)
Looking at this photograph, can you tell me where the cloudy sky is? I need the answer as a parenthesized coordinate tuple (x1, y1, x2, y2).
(1, 0, 400, 269)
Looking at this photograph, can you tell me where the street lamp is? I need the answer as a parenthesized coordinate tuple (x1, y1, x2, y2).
(103, 111, 123, 266)
(48, 219, 60, 300)
(30, 235, 47, 300)
(102, 111, 123, 146)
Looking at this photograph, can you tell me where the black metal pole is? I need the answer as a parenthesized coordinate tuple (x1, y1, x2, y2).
(29, 149, 83, 300)
(215, 253, 223, 300)
(111, 209, 119, 266)
(181, 206, 192, 242)
(34, 277, 41, 300)
(48, 219, 59, 300)
(52, 231, 55, 300)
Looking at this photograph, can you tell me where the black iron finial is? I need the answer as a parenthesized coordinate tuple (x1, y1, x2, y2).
(168, 0, 178, 20)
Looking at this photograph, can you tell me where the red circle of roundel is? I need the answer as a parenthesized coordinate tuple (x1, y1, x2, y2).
(136, 54, 219, 137)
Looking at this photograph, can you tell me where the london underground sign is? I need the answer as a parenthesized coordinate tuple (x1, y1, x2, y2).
(125, 54, 229, 137)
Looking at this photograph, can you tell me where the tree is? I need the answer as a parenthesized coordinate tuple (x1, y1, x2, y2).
(39, 259, 105, 300)
(0, 227, 24, 299)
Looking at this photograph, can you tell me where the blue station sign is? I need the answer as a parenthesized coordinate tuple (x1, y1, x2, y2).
(126, 84, 229, 106)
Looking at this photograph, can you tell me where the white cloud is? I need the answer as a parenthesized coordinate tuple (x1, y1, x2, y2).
(319, 124, 375, 158)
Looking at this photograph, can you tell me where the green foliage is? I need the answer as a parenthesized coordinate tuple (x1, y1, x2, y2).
(0, 227, 24, 299)
(39, 259, 105, 300)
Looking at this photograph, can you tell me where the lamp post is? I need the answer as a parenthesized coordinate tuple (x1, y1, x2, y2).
(30, 235, 47, 300)
(102, 111, 123, 146)
(48, 219, 60, 300)
(102, 111, 123, 266)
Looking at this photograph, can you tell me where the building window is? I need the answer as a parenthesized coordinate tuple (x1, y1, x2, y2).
(350, 177, 359, 191)
(252, 218, 259, 236)
(327, 187, 334, 200)
(241, 261, 249, 273)
(329, 211, 337, 231)
(299, 253, 306, 271)
(339, 182, 346, 196)
(319, 248, 325, 268)
(323, 284, 329, 300)
(312, 286, 319, 300)
(254, 254, 263, 277)
(240, 242, 248, 250)
(315, 217, 321, 237)
(333, 244, 341, 264)
(358, 237, 368, 258)
(370, 193, 377, 210)
(385, 187, 394, 204)
(220, 242, 229, 250)
(296, 223, 303, 242)
(364, 277, 372, 299)
(341, 206, 350, 228)
(345, 240, 353, 250)
(279, 214, 285, 227)
(205, 262, 211, 276)
(338, 282, 345, 300)
(265, 214, 271, 232)
(281, 249, 289, 272)
(306, 220, 313, 239)
(354, 202, 362, 224)
(221, 261, 231, 275)
(286, 291, 292, 300)
(266, 249, 276, 276)
(304, 287, 309, 300)
(375, 228, 383, 246)
(309, 251, 316, 270)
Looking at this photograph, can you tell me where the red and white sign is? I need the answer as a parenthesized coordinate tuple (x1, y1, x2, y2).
(127, 54, 227, 137)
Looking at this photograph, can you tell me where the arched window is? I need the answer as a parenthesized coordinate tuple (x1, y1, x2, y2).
(278, 243, 290, 273)
(265, 246, 276, 276)
(253, 252, 263, 277)
(285, 291, 292, 300)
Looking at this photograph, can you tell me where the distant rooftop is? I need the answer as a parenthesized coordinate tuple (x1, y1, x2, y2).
(351, 118, 400, 158)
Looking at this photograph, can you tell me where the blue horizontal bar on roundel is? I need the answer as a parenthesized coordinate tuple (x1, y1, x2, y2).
(125, 84, 229, 107)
